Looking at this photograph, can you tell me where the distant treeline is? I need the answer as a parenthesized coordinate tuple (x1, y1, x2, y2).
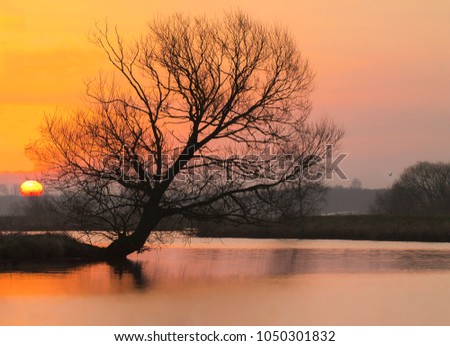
(371, 162, 449, 216)
(321, 186, 383, 215)
(0, 196, 21, 215)
(0, 215, 67, 232)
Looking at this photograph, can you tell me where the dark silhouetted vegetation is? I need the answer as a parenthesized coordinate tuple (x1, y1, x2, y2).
(372, 161, 450, 216)
(0, 233, 103, 261)
(194, 215, 450, 242)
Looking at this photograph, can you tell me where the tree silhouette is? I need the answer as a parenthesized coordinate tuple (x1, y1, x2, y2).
(372, 161, 450, 215)
(28, 12, 343, 258)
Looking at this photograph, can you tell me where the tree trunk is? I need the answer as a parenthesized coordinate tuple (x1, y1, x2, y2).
(105, 203, 162, 259)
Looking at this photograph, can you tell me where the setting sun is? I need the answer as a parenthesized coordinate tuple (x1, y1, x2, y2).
(19, 180, 44, 197)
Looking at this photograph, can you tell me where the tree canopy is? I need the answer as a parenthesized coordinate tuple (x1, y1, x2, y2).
(28, 12, 343, 258)
(372, 161, 450, 216)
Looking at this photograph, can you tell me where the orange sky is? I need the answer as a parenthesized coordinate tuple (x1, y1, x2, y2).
(1, 0, 449, 188)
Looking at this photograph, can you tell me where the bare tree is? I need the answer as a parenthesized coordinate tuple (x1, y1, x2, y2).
(28, 12, 343, 258)
(372, 161, 450, 215)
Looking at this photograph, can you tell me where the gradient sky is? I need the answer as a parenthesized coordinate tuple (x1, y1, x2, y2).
(1, 0, 449, 188)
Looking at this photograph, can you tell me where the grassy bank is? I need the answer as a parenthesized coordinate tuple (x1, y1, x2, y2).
(0, 233, 104, 261)
(194, 215, 450, 242)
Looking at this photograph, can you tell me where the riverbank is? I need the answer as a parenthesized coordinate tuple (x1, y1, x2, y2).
(0, 233, 103, 261)
(1, 216, 450, 261)
(194, 215, 450, 243)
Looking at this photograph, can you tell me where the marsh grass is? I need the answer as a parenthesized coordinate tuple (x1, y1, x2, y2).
(195, 215, 450, 242)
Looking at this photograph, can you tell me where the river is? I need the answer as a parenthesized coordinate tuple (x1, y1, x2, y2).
(1, 238, 450, 325)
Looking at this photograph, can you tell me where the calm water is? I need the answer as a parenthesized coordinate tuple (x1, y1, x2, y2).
(2, 238, 450, 325)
